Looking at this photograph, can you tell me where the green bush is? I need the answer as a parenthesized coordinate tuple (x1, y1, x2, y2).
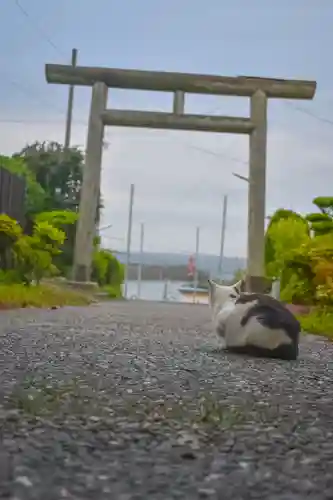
(0, 214, 66, 286)
(14, 221, 65, 285)
(92, 248, 124, 297)
(298, 308, 333, 339)
(0, 214, 23, 270)
(35, 210, 78, 227)
(0, 212, 124, 298)
(34, 210, 78, 275)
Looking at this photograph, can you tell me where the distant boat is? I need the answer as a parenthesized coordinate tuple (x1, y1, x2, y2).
(178, 282, 209, 293)
(178, 282, 209, 304)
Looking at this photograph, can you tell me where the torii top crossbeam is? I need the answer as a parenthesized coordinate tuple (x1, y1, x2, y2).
(45, 64, 316, 100)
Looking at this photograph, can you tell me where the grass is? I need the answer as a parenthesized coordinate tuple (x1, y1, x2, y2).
(298, 308, 333, 340)
(124, 394, 245, 430)
(0, 283, 92, 310)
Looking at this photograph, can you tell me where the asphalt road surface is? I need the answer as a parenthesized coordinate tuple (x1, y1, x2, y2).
(1, 300, 333, 500)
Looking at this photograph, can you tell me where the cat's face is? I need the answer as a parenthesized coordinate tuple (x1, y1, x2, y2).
(208, 279, 244, 310)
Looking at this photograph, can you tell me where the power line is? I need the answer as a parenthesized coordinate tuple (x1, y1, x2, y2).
(10, 3, 333, 137)
(13, 0, 66, 57)
(0, 117, 84, 125)
(283, 101, 333, 127)
(0, 74, 66, 116)
(3, 1, 70, 119)
(173, 139, 247, 165)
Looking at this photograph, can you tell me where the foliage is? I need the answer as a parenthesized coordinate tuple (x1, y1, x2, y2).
(34, 210, 78, 274)
(35, 210, 79, 227)
(313, 196, 333, 217)
(306, 197, 333, 236)
(92, 248, 124, 297)
(14, 141, 83, 211)
(0, 212, 123, 298)
(298, 308, 333, 340)
(0, 284, 91, 310)
(265, 209, 309, 277)
(0, 214, 23, 272)
(0, 143, 122, 298)
(0, 214, 66, 285)
(0, 155, 46, 215)
(265, 201, 333, 306)
(0, 214, 22, 250)
(272, 225, 333, 305)
(14, 221, 66, 285)
(265, 215, 310, 279)
(14, 141, 103, 220)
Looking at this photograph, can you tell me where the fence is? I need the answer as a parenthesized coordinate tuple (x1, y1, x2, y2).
(0, 167, 26, 224)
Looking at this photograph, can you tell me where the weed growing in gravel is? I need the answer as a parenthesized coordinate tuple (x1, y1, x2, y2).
(9, 378, 245, 431)
(124, 395, 245, 430)
(8, 377, 99, 416)
(196, 395, 244, 427)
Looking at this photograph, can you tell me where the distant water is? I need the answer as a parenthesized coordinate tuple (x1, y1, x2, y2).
(123, 280, 185, 302)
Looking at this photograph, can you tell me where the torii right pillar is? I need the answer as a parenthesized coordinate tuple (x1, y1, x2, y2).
(246, 89, 270, 294)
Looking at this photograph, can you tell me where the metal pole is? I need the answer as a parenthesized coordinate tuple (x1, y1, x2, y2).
(123, 184, 135, 298)
(64, 48, 78, 150)
(193, 226, 200, 304)
(137, 222, 144, 298)
(217, 195, 228, 280)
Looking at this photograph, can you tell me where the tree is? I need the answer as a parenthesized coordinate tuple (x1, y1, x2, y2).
(265, 209, 309, 277)
(14, 141, 84, 212)
(0, 155, 46, 216)
(266, 217, 311, 279)
(306, 197, 333, 236)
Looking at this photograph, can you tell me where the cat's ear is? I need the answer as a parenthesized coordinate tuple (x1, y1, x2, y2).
(233, 279, 245, 295)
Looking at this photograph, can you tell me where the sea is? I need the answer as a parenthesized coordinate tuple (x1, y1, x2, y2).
(123, 280, 187, 302)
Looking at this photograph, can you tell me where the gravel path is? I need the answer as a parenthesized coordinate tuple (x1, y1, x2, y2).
(1, 300, 333, 500)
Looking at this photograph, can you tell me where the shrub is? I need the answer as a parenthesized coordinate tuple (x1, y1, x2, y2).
(35, 210, 78, 227)
(92, 248, 124, 297)
(265, 217, 310, 280)
(0, 214, 23, 270)
(279, 233, 333, 306)
(34, 210, 78, 274)
(0, 214, 66, 286)
(14, 221, 65, 285)
(298, 308, 333, 339)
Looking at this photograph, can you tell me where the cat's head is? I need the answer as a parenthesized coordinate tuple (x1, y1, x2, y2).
(207, 279, 245, 310)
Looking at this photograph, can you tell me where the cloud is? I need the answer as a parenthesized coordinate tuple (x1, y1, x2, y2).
(0, 114, 332, 258)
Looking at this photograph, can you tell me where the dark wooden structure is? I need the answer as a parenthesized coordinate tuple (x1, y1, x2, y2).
(0, 167, 26, 224)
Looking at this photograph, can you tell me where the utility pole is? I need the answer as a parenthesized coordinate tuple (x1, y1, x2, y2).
(64, 48, 78, 150)
(123, 184, 135, 298)
(217, 195, 228, 280)
(137, 222, 145, 299)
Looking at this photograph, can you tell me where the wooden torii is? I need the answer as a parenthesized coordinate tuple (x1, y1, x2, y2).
(45, 63, 316, 292)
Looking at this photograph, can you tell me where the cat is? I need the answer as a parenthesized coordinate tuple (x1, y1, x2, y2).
(208, 279, 300, 360)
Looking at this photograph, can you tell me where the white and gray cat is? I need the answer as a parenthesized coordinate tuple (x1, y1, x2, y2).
(208, 279, 300, 360)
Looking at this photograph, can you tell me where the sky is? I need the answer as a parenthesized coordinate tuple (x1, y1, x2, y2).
(1, 0, 333, 258)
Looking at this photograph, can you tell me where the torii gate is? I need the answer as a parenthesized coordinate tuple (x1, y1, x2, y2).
(45, 63, 316, 292)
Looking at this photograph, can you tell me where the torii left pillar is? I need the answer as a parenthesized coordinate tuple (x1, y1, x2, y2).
(72, 82, 108, 282)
